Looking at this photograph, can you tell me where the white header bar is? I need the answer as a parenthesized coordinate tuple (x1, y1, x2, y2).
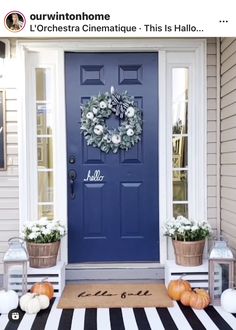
(0, 0, 235, 37)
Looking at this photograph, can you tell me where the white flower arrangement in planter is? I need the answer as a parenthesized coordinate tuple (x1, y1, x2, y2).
(21, 218, 66, 268)
(21, 218, 66, 243)
(163, 215, 212, 242)
(163, 216, 212, 266)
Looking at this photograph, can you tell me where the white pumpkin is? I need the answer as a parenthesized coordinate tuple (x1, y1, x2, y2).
(127, 128, 134, 137)
(0, 289, 19, 314)
(221, 288, 236, 313)
(111, 134, 121, 144)
(26, 298, 41, 314)
(99, 101, 107, 109)
(37, 294, 50, 309)
(86, 112, 94, 120)
(94, 125, 104, 135)
(126, 107, 135, 118)
(19, 292, 33, 311)
(20, 293, 49, 314)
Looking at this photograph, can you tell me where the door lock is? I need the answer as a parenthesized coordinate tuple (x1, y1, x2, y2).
(69, 155, 76, 164)
(68, 169, 77, 199)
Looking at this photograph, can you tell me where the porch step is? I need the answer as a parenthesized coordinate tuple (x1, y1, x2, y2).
(66, 263, 164, 281)
(165, 260, 211, 290)
(6, 261, 65, 297)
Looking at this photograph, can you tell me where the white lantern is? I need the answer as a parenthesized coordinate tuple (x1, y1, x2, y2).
(3, 237, 29, 296)
(208, 237, 235, 306)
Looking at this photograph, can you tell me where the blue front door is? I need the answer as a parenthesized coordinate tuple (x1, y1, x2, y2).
(66, 52, 159, 262)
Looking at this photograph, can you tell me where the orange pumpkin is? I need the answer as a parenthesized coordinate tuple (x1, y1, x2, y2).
(31, 278, 54, 300)
(189, 289, 210, 309)
(180, 290, 194, 306)
(167, 277, 192, 301)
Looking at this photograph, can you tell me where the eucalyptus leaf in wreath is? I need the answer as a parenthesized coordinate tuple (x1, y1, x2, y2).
(80, 89, 142, 153)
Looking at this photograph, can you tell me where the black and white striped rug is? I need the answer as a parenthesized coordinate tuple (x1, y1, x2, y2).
(1, 298, 236, 329)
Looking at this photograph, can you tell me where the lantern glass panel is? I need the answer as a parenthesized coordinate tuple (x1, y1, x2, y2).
(4, 263, 28, 296)
(209, 259, 234, 305)
(214, 263, 230, 301)
(3, 238, 28, 296)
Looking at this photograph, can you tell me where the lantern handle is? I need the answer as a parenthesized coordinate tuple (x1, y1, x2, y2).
(213, 234, 228, 242)
(8, 237, 25, 245)
(211, 235, 229, 247)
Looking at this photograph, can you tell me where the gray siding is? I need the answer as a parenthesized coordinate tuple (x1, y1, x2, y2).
(0, 89, 19, 273)
(207, 38, 218, 230)
(220, 38, 236, 253)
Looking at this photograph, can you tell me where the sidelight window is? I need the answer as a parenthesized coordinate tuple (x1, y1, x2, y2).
(172, 68, 189, 218)
(35, 68, 54, 219)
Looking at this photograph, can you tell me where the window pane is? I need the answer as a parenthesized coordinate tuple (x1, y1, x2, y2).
(36, 68, 52, 101)
(38, 204, 54, 220)
(37, 103, 53, 135)
(173, 204, 188, 218)
(172, 136, 188, 168)
(37, 137, 53, 169)
(36, 67, 54, 220)
(38, 172, 53, 202)
(173, 170, 188, 201)
(172, 68, 188, 134)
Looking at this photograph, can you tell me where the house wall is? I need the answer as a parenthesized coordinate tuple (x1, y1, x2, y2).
(0, 38, 218, 276)
(220, 37, 236, 255)
(207, 38, 218, 233)
(0, 88, 19, 274)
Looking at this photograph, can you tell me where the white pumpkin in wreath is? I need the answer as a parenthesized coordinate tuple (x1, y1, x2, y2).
(111, 134, 121, 145)
(94, 125, 104, 135)
(127, 128, 134, 137)
(86, 112, 94, 120)
(126, 106, 135, 117)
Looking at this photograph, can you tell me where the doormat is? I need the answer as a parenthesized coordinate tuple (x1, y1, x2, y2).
(57, 283, 173, 308)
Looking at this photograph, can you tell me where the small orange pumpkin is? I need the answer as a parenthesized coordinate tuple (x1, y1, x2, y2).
(167, 276, 192, 301)
(189, 289, 210, 309)
(31, 278, 54, 300)
(180, 290, 194, 306)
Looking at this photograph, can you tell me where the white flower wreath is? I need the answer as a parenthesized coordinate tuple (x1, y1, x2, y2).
(80, 88, 142, 153)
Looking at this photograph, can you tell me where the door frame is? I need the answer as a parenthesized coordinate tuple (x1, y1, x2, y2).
(17, 38, 207, 265)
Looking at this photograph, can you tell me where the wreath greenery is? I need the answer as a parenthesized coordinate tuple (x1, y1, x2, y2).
(80, 89, 142, 153)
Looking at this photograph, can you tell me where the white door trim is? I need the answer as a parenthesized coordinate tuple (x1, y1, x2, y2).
(17, 38, 207, 265)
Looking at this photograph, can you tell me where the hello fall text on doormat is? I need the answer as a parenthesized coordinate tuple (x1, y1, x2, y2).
(57, 283, 173, 308)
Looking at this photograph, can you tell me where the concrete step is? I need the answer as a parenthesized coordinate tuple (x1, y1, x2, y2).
(66, 263, 164, 281)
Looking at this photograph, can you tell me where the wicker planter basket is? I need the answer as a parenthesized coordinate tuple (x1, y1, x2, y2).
(26, 241, 60, 268)
(172, 239, 205, 266)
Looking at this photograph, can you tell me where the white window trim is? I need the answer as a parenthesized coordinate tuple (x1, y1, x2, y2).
(17, 38, 206, 264)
